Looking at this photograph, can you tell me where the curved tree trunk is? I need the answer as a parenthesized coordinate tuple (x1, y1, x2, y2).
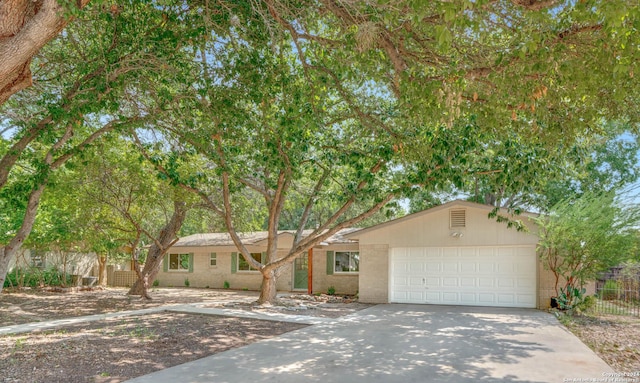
(0, 183, 45, 293)
(257, 268, 279, 305)
(0, 0, 89, 105)
(128, 201, 187, 299)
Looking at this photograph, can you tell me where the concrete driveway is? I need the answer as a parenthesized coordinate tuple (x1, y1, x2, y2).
(126, 304, 613, 383)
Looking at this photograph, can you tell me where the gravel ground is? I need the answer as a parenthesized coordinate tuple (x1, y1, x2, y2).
(0, 287, 370, 383)
(561, 313, 640, 373)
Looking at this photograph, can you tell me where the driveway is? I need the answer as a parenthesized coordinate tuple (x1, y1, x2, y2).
(125, 304, 612, 383)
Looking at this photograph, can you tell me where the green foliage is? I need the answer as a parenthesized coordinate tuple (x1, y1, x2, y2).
(223, 281, 230, 289)
(537, 189, 640, 297)
(601, 280, 623, 301)
(152, 279, 159, 287)
(3, 267, 72, 288)
(327, 286, 336, 295)
(184, 278, 190, 287)
(575, 295, 597, 313)
(557, 286, 587, 310)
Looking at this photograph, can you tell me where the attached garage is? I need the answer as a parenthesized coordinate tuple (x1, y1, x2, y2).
(346, 200, 547, 308)
(390, 246, 536, 308)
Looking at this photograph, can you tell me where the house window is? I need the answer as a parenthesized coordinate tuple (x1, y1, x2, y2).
(210, 253, 217, 267)
(238, 253, 263, 271)
(31, 252, 44, 268)
(335, 252, 359, 273)
(450, 209, 466, 228)
(169, 253, 190, 271)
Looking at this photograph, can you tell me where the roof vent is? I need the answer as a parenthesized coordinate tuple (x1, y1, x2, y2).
(450, 209, 466, 228)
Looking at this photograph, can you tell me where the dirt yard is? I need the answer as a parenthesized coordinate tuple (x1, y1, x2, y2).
(561, 313, 640, 372)
(0, 287, 370, 383)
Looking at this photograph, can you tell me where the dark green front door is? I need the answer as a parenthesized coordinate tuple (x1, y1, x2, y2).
(293, 255, 308, 290)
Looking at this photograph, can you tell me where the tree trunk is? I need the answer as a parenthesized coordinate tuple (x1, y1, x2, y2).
(98, 254, 107, 286)
(257, 268, 278, 305)
(127, 201, 187, 298)
(0, 248, 11, 291)
(0, 184, 45, 293)
(0, 0, 90, 106)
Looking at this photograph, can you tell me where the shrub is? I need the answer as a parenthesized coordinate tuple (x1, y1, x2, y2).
(575, 295, 597, 313)
(3, 267, 71, 288)
(223, 281, 230, 289)
(184, 278, 190, 287)
(557, 286, 586, 310)
(327, 286, 336, 295)
(152, 279, 160, 287)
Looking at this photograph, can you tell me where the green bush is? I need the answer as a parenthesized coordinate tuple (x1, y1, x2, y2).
(3, 267, 72, 288)
(223, 281, 230, 289)
(184, 278, 190, 287)
(327, 286, 336, 295)
(575, 295, 597, 312)
(152, 279, 160, 287)
(600, 280, 622, 300)
(557, 286, 586, 310)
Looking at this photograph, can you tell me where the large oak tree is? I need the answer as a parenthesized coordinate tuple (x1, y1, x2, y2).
(1, 0, 638, 298)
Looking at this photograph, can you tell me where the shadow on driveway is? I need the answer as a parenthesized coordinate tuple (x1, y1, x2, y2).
(126, 304, 612, 383)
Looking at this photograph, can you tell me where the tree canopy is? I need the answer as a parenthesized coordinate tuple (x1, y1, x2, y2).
(536, 188, 640, 307)
(0, 0, 638, 298)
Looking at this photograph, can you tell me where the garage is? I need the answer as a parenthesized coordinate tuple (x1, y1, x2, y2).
(390, 246, 537, 308)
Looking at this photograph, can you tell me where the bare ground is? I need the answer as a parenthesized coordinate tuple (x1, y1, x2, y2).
(0, 287, 370, 383)
(561, 313, 640, 372)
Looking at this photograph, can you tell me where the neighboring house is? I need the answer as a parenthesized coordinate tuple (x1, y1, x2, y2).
(156, 229, 360, 295)
(161, 200, 586, 309)
(11, 249, 97, 277)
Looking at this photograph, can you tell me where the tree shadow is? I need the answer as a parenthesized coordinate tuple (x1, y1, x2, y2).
(128, 304, 602, 383)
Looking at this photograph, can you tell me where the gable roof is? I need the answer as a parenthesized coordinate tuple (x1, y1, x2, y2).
(343, 199, 536, 239)
(172, 228, 359, 248)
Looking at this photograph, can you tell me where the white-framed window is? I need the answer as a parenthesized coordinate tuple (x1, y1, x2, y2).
(169, 253, 190, 271)
(210, 253, 217, 267)
(334, 251, 359, 273)
(238, 252, 263, 272)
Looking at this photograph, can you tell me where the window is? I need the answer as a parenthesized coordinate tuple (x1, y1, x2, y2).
(169, 253, 190, 271)
(450, 209, 466, 228)
(31, 252, 44, 268)
(334, 251, 359, 273)
(238, 252, 263, 271)
(210, 253, 217, 267)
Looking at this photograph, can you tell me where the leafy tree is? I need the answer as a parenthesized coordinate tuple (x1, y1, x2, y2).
(464, 125, 640, 211)
(536, 189, 640, 306)
(0, 0, 92, 105)
(69, 140, 194, 298)
(0, 2, 200, 291)
(1, 0, 639, 296)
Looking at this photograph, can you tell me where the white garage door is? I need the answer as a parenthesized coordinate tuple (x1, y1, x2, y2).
(390, 246, 536, 308)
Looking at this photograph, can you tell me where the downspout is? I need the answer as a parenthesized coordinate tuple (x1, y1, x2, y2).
(308, 248, 313, 295)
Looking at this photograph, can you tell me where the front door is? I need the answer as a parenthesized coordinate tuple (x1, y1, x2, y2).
(293, 254, 308, 290)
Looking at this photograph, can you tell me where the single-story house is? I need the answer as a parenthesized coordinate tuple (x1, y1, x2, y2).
(159, 200, 583, 309)
(156, 228, 360, 295)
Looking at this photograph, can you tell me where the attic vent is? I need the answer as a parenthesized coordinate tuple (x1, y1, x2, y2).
(450, 209, 466, 228)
